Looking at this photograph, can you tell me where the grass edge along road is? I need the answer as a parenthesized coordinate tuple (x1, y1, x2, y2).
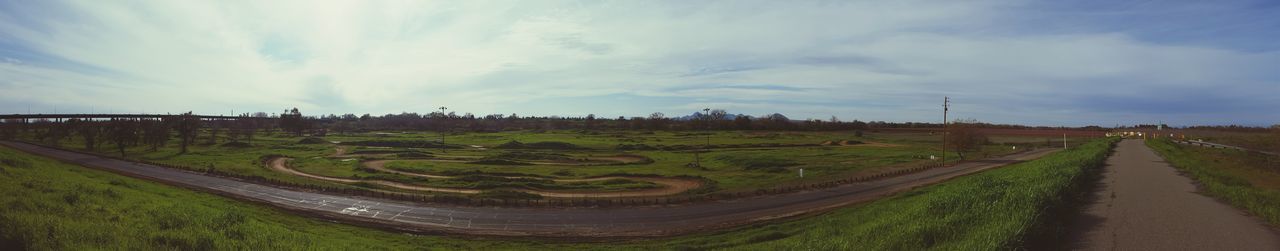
(1147, 139, 1280, 226)
(0, 138, 1115, 250)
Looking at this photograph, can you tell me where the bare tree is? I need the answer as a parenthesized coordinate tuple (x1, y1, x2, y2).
(241, 118, 258, 144)
(226, 120, 242, 143)
(584, 114, 597, 130)
(946, 119, 989, 160)
(173, 112, 201, 154)
(207, 120, 220, 144)
(647, 112, 667, 130)
(709, 109, 729, 129)
(734, 115, 752, 130)
(70, 119, 98, 150)
(142, 119, 169, 151)
(109, 119, 139, 156)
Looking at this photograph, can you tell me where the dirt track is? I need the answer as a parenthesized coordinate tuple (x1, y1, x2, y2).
(272, 157, 702, 198)
(1067, 139, 1280, 250)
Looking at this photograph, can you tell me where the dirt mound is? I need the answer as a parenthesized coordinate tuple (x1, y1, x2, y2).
(467, 159, 534, 165)
(297, 137, 327, 144)
(839, 140, 864, 145)
(396, 152, 433, 158)
(340, 140, 462, 149)
(493, 140, 583, 150)
(493, 151, 572, 161)
(616, 144, 658, 150)
(590, 154, 654, 164)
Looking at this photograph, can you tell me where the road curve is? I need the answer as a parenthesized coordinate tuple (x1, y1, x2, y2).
(1, 141, 1056, 237)
(1067, 139, 1280, 250)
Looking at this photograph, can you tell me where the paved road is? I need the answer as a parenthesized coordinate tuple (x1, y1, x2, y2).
(1, 141, 1055, 237)
(1068, 139, 1280, 250)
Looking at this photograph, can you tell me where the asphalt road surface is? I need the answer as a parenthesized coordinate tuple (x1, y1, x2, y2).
(1, 141, 1055, 237)
(1068, 139, 1280, 250)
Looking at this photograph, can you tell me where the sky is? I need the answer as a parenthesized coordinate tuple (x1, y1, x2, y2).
(1, 0, 1278, 127)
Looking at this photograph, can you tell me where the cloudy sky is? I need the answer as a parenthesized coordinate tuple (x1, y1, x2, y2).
(1, 0, 1277, 126)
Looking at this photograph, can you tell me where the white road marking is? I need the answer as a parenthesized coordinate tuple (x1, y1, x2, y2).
(390, 208, 412, 220)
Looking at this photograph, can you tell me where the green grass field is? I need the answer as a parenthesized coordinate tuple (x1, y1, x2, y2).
(0, 137, 1115, 250)
(1146, 139, 1280, 226)
(18, 129, 1058, 196)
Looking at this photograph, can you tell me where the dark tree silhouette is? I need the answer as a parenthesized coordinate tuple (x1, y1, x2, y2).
(279, 108, 306, 137)
(733, 115, 752, 130)
(207, 120, 220, 144)
(173, 112, 201, 154)
(584, 114, 597, 130)
(647, 112, 666, 130)
(142, 119, 169, 151)
(71, 119, 98, 150)
(109, 119, 138, 156)
(1272, 125, 1280, 152)
(946, 119, 989, 160)
(241, 117, 258, 144)
(226, 120, 242, 143)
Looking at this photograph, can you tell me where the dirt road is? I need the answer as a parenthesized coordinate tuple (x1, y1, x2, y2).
(1068, 139, 1280, 250)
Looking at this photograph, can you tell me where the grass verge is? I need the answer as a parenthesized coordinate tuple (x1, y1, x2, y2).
(0, 138, 1114, 250)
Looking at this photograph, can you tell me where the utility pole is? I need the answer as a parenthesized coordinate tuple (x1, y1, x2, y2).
(439, 106, 447, 153)
(703, 108, 712, 147)
(1063, 133, 1067, 149)
(942, 96, 949, 166)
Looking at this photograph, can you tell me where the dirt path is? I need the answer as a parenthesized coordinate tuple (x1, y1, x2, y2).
(360, 158, 701, 195)
(1067, 139, 1280, 250)
(267, 158, 478, 194)
(270, 157, 701, 198)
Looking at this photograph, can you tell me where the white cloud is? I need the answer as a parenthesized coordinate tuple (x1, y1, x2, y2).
(0, 0, 1276, 125)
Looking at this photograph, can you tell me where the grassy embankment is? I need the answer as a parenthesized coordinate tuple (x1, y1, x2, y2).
(1146, 139, 1280, 226)
(0, 137, 1114, 250)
